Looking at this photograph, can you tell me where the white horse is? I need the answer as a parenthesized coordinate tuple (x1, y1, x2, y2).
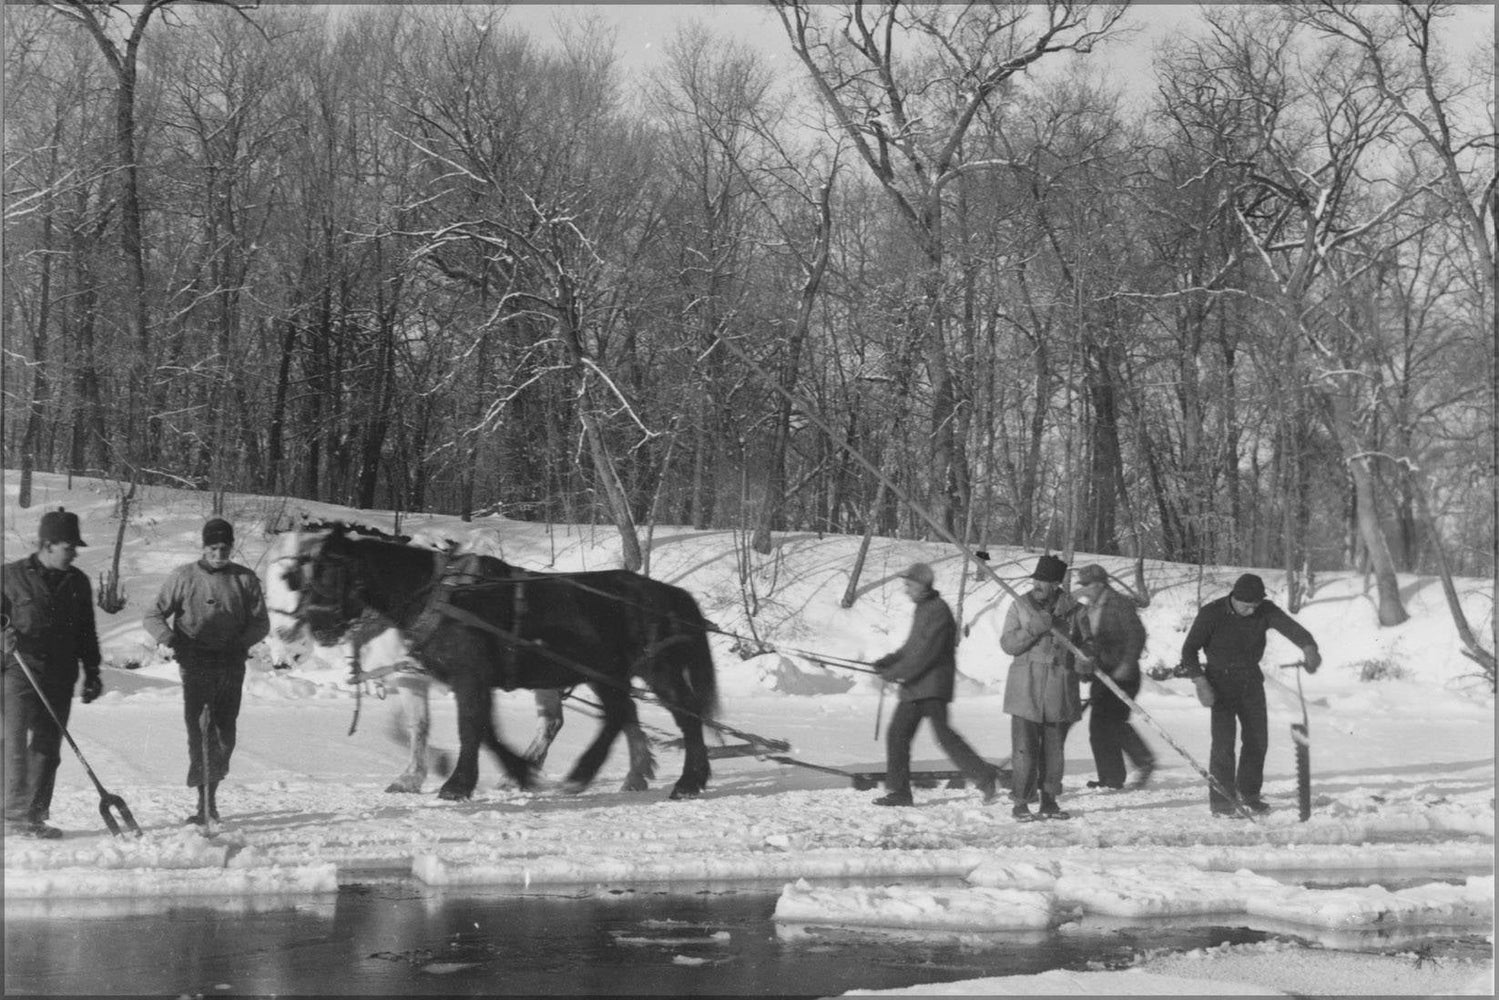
(262, 525, 656, 794)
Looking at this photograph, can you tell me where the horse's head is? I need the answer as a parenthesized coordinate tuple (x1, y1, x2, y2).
(264, 526, 328, 644)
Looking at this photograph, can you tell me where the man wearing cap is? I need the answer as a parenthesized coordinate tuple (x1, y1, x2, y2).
(1000, 554, 1089, 821)
(1181, 573, 1321, 816)
(870, 562, 1002, 807)
(1, 508, 103, 839)
(144, 518, 269, 825)
(1074, 565, 1155, 791)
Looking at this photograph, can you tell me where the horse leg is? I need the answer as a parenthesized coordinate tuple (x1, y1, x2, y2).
(618, 722, 656, 793)
(523, 689, 565, 768)
(438, 677, 489, 801)
(559, 685, 627, 795)
(384, 678, 429, 793)
(666, 706, 711, 800)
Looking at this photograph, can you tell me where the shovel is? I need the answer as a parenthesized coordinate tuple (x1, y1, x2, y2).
(10, 650, 142, 837)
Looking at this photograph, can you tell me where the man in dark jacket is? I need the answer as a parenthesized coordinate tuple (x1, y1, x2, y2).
(1074, 565, 1155, 790)
(1001, 554, 1090, 821)
(1181, 573, 1321, 816)
(144, 518, 269, 825)
(871, 562, 1001, 807)
(1, 508, 103, 839)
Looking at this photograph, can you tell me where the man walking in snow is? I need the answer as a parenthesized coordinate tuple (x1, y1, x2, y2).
(1074, 565, 1155, 790)
(1, 508, 104, 839)
(145, 518, 269, 825)
(1001, 554, 1090, 821)
(1180, 573, 1321, 816)
(871, 562, 1002, 807)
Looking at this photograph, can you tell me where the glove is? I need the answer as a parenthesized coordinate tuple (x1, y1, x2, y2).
(156, 643, 176, 660)
(81, 674, 103, 704)
(1, 625, 16, 656)
(1302, 646, 1322, 674)
(1192, 675, 1216, 708)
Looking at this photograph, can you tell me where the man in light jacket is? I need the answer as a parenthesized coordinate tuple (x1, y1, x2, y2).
(145, 518, 269, 825)
(1074, 565, 1155, 790)
(1001, 554, 1089, 821)
(871, 562, 1001, 807)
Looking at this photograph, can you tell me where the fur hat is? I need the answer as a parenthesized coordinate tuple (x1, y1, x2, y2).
(38, 508, 86, 547)
(1075, 563, 1109, 586)
(898, 562, 935, 587)
(1231, 573, 1266, 603)
(202, 518, 235, 547)
(1031, 554, 1067, 583)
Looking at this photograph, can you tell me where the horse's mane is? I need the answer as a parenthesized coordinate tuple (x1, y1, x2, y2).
(276, 518, 414, 545)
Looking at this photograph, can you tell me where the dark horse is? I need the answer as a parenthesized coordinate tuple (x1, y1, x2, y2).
(281, 526, 719, 801)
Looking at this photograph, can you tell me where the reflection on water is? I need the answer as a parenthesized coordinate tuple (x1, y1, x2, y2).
(4, 870, 1488, 996)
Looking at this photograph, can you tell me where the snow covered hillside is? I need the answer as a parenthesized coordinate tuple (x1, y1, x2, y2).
(3, 472, 1493, 995)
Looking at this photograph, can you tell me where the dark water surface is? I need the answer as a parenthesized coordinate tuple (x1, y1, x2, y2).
(3, 868, 1486, 997)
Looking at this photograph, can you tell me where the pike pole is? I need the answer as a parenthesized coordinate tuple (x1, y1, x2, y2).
(714, 333, 1256, 822)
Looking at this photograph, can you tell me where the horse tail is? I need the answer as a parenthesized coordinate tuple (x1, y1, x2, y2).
(657, 586, 719, 723)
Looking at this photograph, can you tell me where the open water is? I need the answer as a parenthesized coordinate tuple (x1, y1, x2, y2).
(4, 867, 1488, 996)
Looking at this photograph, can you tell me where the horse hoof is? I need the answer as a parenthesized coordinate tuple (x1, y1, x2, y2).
(669, 786, 702, 800)
(437, 786, 472, 802)
(384, 780, 422, 794)
(559, 779, 589, 796)
(619, 776, 650, 793)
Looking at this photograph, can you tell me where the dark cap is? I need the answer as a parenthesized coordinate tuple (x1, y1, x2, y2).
(1231, 573, 1266, 603)
(38, 508, 86, 547)
(202, 518, 235, 547)
(898, 562, 935, 587)
(1031, 554, 1067, 583)
(1076, 564, 1109, 586)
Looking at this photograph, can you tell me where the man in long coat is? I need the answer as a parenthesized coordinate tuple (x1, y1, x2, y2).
(871, 562, 1001, 807)
(1001, 554, 1089, 821)
(1074, 564, 1155, 790)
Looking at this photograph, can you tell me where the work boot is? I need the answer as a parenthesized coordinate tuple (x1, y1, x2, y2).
(1011, 801, 1035, 823)
(977, 772, 1001, 805)
(1129, 762, 1156, 789)
(185, 785, 210, 825)
(873, 791, 914, 807)
(1086, 779, 1123, 790)
(7, 819, 63, 839)
(207, 782, 220, 822)
(1037, 793, 1071, 820)
(1240, 796, 1271, 814)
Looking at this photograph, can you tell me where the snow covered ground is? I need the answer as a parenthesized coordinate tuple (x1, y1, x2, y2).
(2, 472, 1494, 995)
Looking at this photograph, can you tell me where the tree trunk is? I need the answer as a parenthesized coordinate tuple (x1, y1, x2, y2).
(1327, 392, 1408, 625)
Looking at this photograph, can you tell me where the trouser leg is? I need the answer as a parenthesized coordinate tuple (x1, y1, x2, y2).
(3, 669, 38, 822)
(1208, 698, 1239, 810)
(1039, 722, 1066, 796)
(923, 700, 996, 786)
(883, 700, 921, 795)
(1089, 684, 1129, 787)
(1009, 715, 1042, 803)
(1235, 683, 1269, 801)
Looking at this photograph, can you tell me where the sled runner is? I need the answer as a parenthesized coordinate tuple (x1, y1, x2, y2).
(770, 755, 1012, 792)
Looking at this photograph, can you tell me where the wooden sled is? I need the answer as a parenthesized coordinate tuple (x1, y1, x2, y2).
(770, 755, 1012, 792)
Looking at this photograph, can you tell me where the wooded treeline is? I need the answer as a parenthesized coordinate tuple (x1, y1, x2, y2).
(4, 3, 1494, 613)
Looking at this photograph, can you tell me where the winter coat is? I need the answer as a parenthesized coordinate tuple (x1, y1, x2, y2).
(1, 555, 102, 684)
(1180, 595, 1316, 699)
(1080, 586, 1147, 683)
(874, 588, 957, 703)
(1000, 587, 1087, 724)
(144, 560, 269, 662)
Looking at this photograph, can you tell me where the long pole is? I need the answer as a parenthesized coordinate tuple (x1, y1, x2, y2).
(714, 332, 1255, 821)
